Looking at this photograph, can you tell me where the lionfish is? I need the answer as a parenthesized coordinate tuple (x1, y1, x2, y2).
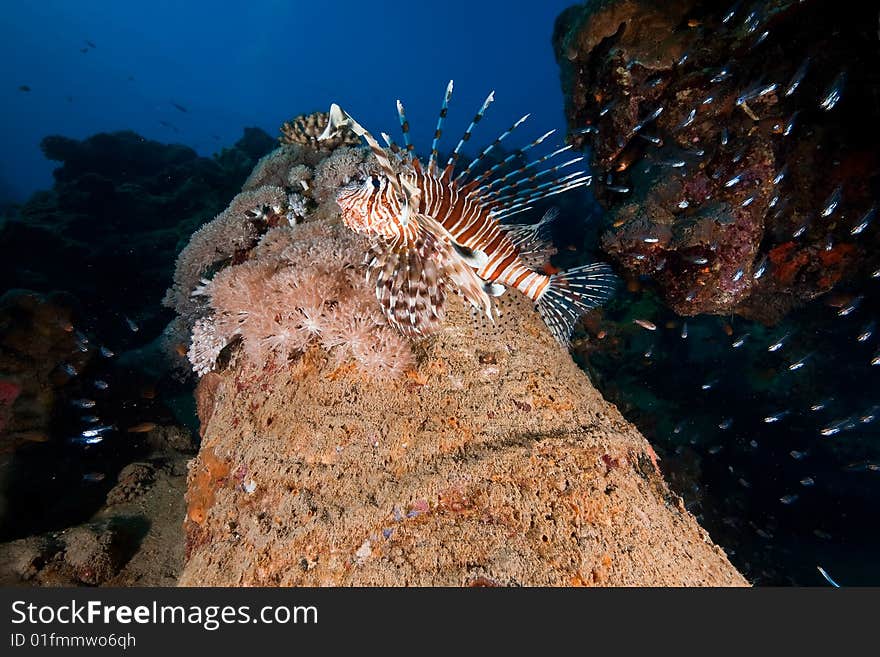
(318, 80, 617, 344)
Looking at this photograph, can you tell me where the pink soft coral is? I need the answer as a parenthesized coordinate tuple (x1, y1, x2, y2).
(187, 216, 416, 379)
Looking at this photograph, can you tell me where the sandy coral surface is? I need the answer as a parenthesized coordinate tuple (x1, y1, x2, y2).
(180, 258, 747, 586)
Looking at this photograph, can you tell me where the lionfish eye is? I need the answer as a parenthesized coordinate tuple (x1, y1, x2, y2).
(370, 176, 381, 190)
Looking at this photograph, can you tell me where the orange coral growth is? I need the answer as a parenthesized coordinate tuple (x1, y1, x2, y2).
(186, 448, 231, 525)
(768, 242, 810, 286)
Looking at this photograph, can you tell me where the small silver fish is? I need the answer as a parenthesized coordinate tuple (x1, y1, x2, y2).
(780, 494, 799, 505)
(768, 333, 790, 352)
(764, 410, 790, 423)
(81, 415, 101, 423)
(673, 421, 685, 434)
(606, 185, 630, 193)
(643, 344, 654, 359)
(792, 224, 807, 239)
(702, 95, 715, 105)
(710, 68, 733, 83)
(790, 450, 807, 460)
(857, 321, 875, 342)
(850, 207, 876, 236)
(740, 196, 754, 208)
(821, 185, 842, 218)
(817, 566, 840, 588)
(689, 255, 709, 265)
(718, 418, 733, 430)
(753, 258, 767, 280)
(772, 166, 787, 186)
(820, 421, 844, 437)
(642, 236, 660, 244)
(732, 268, 744, 282)
(783, 111, 800, 137)
(819, 72, 846, 111)
(738, 478, 751, 488)
(675, 108, 696, 131)
(99, 346, 115, 358)
(633, 319, 657, 331)
(72, 399, 96, 409)
(800, 477, 814, 487)
(724, 173, 743, 188)
(124, 316, 139, 332)
(73, 435, 103, 445)
(810, 399, 830, 412)
(838, 295, 863, 317)
(82, 472, 106, 483)
(708, 445, 723, 454)
(81, 425, 115, 438)
(736, 82, 777, 106)
(788, 352, 813, 371)
(860, 406, 878, 424)
(93, 380, 109, 390)
(571, 125, 598, 135)
(678, 200, 689, 209)
(680, 322, 689, 339)
(701, 378, 718, 391)
(720, 128, 729, 146)
(61, 363, 78, 376)
(785, 57, 811, 97)
(732, 333, 749, 348)
(722, 3, 738, 23)
(871, 267, 880, 279)
(871, 351, 880, 366)
(637, 133, 662, 145)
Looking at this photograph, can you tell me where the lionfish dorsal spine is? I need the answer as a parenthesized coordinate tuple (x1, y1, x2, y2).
(454, 112, 530, 184)
(428, 80, 455, 174)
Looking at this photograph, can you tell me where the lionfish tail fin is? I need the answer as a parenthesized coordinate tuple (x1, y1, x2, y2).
(537, 262, 618, 345)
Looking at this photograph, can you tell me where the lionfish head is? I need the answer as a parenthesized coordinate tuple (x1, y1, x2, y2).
(336, 174, 406, 238)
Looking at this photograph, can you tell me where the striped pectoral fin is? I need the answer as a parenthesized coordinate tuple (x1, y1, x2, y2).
(368, 236, 447, 338)
(536, 262, 618, 345)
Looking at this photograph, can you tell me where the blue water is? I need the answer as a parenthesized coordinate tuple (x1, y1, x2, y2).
(0, 0, 572, 203)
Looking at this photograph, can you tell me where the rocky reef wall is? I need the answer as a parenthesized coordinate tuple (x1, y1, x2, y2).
(554, 0, 880, 323)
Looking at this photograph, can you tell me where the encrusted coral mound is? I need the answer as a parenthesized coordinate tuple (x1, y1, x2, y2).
(165, 137, 405, 380)
(279, 111, 360, 150)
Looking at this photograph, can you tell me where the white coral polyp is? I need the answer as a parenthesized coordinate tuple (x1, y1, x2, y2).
(188, 317, 231, 377)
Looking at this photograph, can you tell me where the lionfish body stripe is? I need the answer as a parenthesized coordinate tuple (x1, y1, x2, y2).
(319, 82, 617, 344)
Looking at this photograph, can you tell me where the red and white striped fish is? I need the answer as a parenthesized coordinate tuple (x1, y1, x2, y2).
(318, 80, 617, 344)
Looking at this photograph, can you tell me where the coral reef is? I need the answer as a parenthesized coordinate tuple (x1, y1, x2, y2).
(167, 140, 397, 381)
(554, 0, 880, 322)
(179, 270, 746, 586)
(0, 128, 276, 338)
(279, 111, 359, 150)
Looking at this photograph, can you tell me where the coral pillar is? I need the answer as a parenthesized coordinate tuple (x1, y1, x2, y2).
(179, 255, 746, 586)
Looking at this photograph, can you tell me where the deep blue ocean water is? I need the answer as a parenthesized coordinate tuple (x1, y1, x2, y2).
(0, 0, 573, 202)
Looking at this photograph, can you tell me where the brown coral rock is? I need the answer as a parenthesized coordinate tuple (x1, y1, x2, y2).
(279, 111, 359, 150)
(179, 275, 747, 586)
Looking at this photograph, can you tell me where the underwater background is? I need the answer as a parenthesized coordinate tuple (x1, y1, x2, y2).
(1, 0, 878, 586)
